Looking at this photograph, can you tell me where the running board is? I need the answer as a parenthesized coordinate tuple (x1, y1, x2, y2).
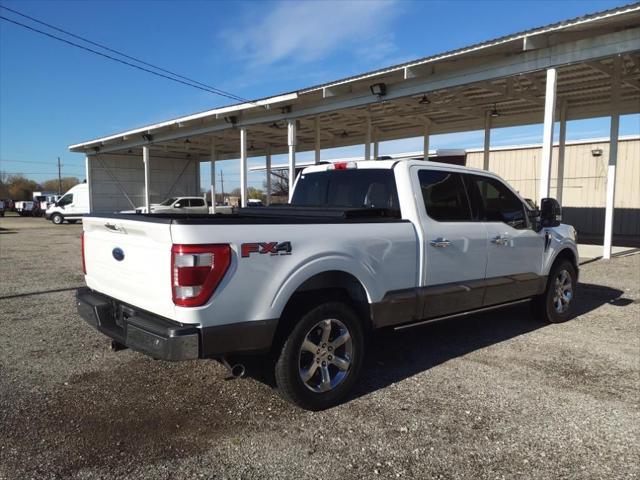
(393, 298, 531, 331)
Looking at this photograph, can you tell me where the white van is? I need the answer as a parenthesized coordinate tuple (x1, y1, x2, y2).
(45, 183, 89, 225)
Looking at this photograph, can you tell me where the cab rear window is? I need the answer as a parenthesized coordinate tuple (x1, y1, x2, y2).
(291, 169, 399, 210)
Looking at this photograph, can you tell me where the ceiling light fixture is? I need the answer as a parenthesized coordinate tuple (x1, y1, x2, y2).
(418, 94, 431, 105)
(370, 82, 387, 98)
(490, 104, 500, 118)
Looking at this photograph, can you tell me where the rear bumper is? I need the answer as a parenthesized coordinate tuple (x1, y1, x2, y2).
(76, 287, 277, 361)
(76, 287, 199, 361)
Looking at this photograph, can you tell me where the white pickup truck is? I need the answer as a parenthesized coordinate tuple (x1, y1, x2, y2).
(77, 159, 578, 410)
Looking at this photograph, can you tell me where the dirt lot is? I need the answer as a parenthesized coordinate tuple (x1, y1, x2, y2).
(1, 216, 638, 480)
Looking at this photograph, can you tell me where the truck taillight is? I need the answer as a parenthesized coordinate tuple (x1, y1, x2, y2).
(81, 231, 86, 274)
(329, 161, 357, 170)
(171, 244, 231, 307)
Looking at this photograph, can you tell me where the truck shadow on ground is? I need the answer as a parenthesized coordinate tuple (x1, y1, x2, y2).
(347, 281, 626, 401)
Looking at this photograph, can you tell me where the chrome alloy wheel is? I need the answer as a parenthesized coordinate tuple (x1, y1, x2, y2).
(552, 269, 573, 313)
(298, 318, 353, 393)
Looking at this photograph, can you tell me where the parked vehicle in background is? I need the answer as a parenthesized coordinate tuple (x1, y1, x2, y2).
(0, 199, 5, 216)
(14, 201, 37, 216)
(46, 183, 89, 225)
(33, 192, 62, 214)
(121, 196, 209, 215)
(247, 199, 264, 207)
(77, 159, 578, 410)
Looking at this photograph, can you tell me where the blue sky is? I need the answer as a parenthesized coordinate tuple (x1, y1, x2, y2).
(0, 0, 638, 192)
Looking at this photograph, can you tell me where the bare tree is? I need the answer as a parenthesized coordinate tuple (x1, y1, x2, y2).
(265, 170, 289, 197)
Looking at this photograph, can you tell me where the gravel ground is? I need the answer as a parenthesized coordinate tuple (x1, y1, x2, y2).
(1, 216, 638, 480)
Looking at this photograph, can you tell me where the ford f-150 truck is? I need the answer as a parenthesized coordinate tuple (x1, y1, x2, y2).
(77, 159, 578, 410)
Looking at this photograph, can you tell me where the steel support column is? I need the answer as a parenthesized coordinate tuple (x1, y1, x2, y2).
(556, 101, 567, 205)
(85, 155, 92, 212)
(142, 145, 150, 212)
(539, 68, 557, 202)
(210, 142, 217, 214)
(240, 127, 248, 208)
(314, 117, 321, 164)
(373, 128, 379, 160)
(287, 119, 297, 201)
(364, 114, 372, 160)
(483, 112, 491, 170)
(423, 120, 431, 160)
(604, 57, 622, 259)
(265, 145, 272, 206)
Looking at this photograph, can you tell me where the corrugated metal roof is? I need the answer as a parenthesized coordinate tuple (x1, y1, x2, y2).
(69, 3, 640, 153)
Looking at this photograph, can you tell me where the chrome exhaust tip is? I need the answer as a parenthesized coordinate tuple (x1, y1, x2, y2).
(219, 357, 246, 379)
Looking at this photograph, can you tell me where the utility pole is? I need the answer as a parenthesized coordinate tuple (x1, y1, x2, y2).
(220, 170, 225, 204)
(57, 157, 62, 194)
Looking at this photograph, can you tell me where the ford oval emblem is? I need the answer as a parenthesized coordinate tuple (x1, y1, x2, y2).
(112, 247, 125, 261)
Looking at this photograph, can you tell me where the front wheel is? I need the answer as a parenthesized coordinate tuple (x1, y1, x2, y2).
(51, 213, 63, 225)
(275, 301, 365, 410)
(532, 259, 577, 323)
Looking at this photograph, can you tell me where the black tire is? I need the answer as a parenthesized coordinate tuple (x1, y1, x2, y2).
(532, 259, 577, 323)
(275, 301, 365, 410)
(51, 213, 64, 225)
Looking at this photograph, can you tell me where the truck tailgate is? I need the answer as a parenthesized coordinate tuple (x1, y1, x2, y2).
(82, 216, 176, 320)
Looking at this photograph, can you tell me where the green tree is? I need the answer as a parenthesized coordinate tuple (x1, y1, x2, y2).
(7, 175, 40, 200)
(40, 177, 80, 194)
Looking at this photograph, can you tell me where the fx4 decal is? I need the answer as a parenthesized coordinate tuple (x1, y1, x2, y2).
(241, 241, 292, 258)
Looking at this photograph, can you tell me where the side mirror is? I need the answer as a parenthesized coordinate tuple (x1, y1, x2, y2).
(173, 203, 182, 208)
(540, 198, 561, 228)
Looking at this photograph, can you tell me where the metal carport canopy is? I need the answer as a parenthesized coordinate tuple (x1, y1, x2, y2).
(70, 3, 640, 257)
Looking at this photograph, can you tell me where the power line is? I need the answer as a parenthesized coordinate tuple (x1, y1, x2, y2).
(0, 13, 252, 103)
(0, 158, 84, 165)
(0, 5, 249, 103)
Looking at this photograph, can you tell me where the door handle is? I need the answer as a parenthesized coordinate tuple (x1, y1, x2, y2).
(491, 235, 509, 246)
(430, 238, 451, 248)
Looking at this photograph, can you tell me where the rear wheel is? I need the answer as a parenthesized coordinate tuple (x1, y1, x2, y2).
(532, 259, 577, 323)
(51, 213, 63, 225)
(275, 301, 364, 410)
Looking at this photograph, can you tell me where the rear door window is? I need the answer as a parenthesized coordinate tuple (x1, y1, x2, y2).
(189, 199, 205, 207)
(291, 169, 399, 210)
(418, 170, 472, 221)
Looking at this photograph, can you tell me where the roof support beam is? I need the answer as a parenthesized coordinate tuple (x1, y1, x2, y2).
(314, 117, 321, 164)
(143, 145, 151, 212)
(603, 56, 622, 259)
(210, 141, 217, 214)
(240, 127, 247, 208)
(265, 145, 272, 206)
(364, 111, 372, 160)
(483, 111, 491, 170)
(287, 120, 297, 201)
(539, 68, 558, 202)
(556, 101, 568, 205)
(85, 156, 93, 213)
(423, 120, 430, 160)
(586, 60, 640, 91)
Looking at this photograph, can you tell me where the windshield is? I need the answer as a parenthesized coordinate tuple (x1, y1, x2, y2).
(57, 194, 73, 207)
(160, 197, 177, 206)
(291, 169, 399, 210)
